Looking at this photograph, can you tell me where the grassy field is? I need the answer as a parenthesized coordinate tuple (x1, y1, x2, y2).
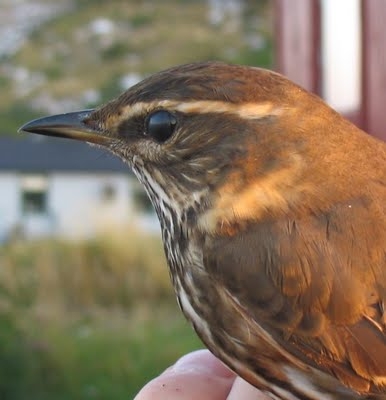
(0, 232, 201, 400)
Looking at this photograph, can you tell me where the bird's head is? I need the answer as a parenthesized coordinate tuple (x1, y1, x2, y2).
(20, 62, 361, 235)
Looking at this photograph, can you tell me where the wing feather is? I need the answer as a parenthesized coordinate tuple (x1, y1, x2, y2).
(203, 196, 386, 393)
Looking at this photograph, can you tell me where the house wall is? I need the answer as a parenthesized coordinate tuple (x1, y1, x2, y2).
(49, 173, 132, 238)
(0, 173, 20, 241)
(0, 171, 159, 242)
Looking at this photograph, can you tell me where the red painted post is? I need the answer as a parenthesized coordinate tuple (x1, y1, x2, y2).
(362, 0, 386, 141)
(274, 0, 321, 94)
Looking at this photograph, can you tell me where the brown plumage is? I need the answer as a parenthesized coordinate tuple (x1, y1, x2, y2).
(20, 62, 386, 399)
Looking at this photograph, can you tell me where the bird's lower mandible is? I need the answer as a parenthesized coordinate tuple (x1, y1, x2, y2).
(20, 61, 386, 399)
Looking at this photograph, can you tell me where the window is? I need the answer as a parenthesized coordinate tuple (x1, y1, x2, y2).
(132, 181, 153, 214)
(21, 175, 48, 215)
(100, 183, 116, 203)
(321, 0, 361, 112)
(22, 190, 47, 214)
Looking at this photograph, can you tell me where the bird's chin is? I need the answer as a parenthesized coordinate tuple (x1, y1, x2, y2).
(104, 144, 136, 169)
(18, 109, 111, 146)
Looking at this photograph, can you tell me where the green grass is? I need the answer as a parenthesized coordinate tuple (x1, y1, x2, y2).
(0, 233, 202, 399)
(17, 308, 200, 400)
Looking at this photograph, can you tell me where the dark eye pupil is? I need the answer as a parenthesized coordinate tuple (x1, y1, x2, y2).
(146, 110, 177, 142)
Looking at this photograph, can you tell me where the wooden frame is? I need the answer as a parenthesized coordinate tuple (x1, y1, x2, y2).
(275, 0, 386, 140)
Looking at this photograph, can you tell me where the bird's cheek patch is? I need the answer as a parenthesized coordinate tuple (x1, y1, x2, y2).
(198, 159, 307, 235)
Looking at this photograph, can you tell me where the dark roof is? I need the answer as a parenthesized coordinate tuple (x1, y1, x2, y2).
(0, 135, 129, 173)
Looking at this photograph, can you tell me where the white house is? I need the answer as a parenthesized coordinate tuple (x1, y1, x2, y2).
(0, 135, 158, 241)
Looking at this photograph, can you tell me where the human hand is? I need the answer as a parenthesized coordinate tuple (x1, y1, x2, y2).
(134, 349, 270, 400)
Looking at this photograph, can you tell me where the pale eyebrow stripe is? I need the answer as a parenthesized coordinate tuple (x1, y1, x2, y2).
(118, 99, 285, 121)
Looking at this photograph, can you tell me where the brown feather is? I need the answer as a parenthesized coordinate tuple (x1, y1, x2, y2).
(20, 61, 386, 399)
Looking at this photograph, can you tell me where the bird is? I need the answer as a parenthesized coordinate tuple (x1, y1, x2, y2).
(20, 61, 386, 399)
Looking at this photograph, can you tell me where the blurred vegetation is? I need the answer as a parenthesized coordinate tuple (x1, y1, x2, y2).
(0, 1, 273, 397)
(0, 231, 201, 399)
(0, 0, 273, 134)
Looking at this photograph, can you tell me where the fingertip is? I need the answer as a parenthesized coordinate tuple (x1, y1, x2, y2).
(134, 350, 236, 400)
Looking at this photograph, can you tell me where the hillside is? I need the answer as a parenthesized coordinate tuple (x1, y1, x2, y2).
(0, 0, 272, 135)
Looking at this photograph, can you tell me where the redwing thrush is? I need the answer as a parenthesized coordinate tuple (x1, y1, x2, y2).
(20, 62, 386, 399)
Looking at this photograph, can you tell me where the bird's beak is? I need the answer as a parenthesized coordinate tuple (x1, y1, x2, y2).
(18, 109, 110, 145)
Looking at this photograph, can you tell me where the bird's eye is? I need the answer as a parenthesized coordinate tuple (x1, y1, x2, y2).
(145, 110, 177, 143)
